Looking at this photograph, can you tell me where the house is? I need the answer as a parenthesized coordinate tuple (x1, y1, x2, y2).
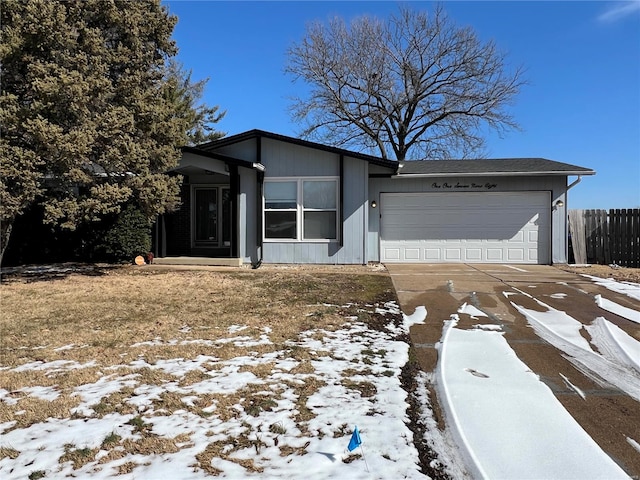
(153, 129, 595, 267)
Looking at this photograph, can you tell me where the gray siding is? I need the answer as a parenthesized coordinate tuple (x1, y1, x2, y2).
(368, 175, 568, 264)
(215, 140, 258, 162)
(261, 138, 339, 176)
(181, 152, 229, 175)
(259, 140, 368, 264)
(341, 156, 368, 264)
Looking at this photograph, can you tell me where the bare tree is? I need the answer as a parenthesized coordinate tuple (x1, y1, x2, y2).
(286, 5, 526, 160)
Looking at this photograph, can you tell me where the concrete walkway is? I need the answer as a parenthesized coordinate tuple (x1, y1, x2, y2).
(386, 263, 640, 478)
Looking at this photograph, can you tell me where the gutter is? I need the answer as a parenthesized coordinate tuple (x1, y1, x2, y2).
(391, 170, 596, 178)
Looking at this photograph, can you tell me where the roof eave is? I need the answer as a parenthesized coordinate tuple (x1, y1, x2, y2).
(196, 129, 398, 169)
(393, 170, 596, 178)
(181, 145, 262, 171)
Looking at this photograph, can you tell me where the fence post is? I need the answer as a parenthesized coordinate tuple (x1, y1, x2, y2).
(568, 209, 587, 264)
(630, 208, 640, 268)
(603, 209, 611, 265)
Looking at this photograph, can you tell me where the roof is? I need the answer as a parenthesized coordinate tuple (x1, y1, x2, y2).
(192, 130, 595, 177)
(396, 158, 595, 177)
(197, 129, 398, 169)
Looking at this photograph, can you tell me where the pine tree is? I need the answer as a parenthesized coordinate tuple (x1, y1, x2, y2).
(0, 0, 213, 264)
(163, 59, 226, 146)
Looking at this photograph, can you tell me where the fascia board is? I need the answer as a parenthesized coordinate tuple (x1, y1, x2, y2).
(392, 170, 596, 178)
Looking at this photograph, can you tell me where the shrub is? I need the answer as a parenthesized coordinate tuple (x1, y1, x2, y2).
(96, 204, 152, 262)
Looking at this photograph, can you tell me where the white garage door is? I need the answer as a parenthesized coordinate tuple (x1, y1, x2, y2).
(380, 192, 550, 264)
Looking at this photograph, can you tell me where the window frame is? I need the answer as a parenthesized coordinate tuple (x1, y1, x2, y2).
(263, 177, 339, 243)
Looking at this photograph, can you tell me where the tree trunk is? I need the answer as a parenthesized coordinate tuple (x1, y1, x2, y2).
(0, 219, 14, 267)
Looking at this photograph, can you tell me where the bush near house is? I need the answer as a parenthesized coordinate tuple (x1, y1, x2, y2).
(94, 204, 152, 262)
(3, 204, 151, 266)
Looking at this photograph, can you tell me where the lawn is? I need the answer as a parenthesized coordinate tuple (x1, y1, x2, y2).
(0, 265, 442, 479)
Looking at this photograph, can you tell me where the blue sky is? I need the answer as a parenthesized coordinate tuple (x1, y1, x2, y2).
(164, 1, 640, 209)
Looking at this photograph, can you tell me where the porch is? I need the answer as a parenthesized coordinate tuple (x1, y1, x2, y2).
(152, 256, 243, 267)
(153, 147, 264, 266)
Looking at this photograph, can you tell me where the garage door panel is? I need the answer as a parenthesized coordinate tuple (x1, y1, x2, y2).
(466, 249, 482, 261)
(385, 225, 542, 242)
(486, 249, 503, 261)
(385, 248, 400, 260)
(381, 192, 550, 264)
(445, 249, 462, 260)
(425, 249, 441, 260)
(507, 249, 525, 261)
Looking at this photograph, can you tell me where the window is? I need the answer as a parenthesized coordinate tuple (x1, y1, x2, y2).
(264, 178, 338, 241)
(264, 181, 297, 239)
(302, 180, 337, 239)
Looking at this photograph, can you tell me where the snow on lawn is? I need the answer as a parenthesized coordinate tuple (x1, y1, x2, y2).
(3, 273, 638, 480)
(0, 302, 437, 480)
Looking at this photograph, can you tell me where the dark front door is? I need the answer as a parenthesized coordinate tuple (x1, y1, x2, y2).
(194, 187, 218, 246)
(193, 186, 231, 249)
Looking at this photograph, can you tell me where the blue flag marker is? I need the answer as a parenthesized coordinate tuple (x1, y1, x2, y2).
(347, 426, 362, 452)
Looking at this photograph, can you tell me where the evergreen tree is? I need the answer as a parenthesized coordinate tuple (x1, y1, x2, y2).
(0, 0, 218, 264)
(163, 59, 226, 146)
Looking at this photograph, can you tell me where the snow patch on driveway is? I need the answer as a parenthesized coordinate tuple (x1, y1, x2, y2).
(435, 318, 629, 480)
(586, 317, 640, 373)
(595, 294, 640, 324)
(512, 301, 640, 402)
(585, 275, 640, 302)
(457, 303, 487, 319)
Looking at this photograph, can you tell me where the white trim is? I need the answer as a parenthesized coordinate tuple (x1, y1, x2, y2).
(392, 171, 595, 178)
(263, 176, 339, 242)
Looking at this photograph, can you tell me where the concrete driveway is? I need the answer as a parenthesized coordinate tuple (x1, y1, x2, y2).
(386, 263, 640, 477)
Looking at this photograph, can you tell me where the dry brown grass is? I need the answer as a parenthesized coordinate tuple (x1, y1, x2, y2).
(1, 266, 391, 368)
(59, 445, 99, 470)
(556, 264, 640, 283)
(0, 446, 20, 460)
(0, 265, 397, 473)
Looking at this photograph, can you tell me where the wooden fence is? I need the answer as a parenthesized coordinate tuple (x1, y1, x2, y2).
(568, 209, 640, 267)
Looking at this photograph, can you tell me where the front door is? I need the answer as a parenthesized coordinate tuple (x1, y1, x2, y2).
(193, 186, 231, 248)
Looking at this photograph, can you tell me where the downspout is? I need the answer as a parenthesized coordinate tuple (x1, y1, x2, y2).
(567, 175, 582, 191)
(559, 175, 582, 265)
(363, 160, 368, 266)
(253, 136, 264, 269)
(339, 155, 344, 248)
(253, 170, 264, 269)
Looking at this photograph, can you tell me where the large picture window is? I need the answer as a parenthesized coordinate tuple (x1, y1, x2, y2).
(264, 178, 338, 241)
